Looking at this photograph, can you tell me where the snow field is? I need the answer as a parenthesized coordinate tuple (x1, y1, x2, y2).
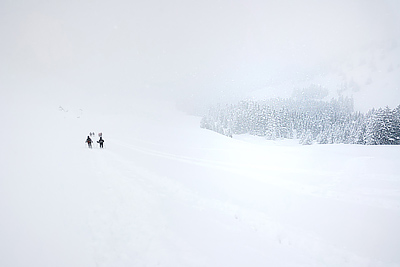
(1, 97, 400, 266)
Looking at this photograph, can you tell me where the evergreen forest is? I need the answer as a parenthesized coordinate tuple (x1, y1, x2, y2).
(200, 97, 400, 145)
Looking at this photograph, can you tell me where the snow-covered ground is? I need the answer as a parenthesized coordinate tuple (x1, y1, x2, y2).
(1, 95, 400, 267)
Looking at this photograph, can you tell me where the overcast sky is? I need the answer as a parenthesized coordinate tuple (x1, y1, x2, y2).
(1, 0, 399, 109)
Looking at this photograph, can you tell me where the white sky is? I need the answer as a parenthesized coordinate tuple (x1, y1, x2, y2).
(1, 0, 399, 108)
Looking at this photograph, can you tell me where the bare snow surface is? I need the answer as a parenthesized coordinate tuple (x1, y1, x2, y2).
(1, 97, 400, 267)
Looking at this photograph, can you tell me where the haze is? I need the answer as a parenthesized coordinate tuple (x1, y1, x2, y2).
(1, 0, 399, 111)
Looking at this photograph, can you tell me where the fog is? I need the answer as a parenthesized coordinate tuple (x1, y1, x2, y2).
(2, 0, 400, 112)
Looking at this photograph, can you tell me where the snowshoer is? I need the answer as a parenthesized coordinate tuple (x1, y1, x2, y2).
(86, 136, 93, 148)
(97, 136, 104, 148)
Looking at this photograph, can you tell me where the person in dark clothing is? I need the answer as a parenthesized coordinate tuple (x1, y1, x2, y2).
(86, 136, 93, 148)
(97, 137, 104, 148)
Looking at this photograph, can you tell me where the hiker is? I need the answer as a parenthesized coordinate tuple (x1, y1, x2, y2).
(97, 136, 105, 148)
(86, 136, 93, 148)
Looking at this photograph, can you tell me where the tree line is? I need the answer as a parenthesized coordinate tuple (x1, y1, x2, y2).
(200, 97, 400, 145)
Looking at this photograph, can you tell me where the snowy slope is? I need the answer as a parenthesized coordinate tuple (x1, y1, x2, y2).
(1, 95, 400, 267)
(249, 38, 400, 112)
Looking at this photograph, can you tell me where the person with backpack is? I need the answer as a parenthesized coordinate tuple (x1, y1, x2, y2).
(97, 136, 104, 148)
(86, 136, 93, 148)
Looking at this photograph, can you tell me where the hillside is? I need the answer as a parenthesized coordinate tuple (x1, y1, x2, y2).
(250, 38, 400, 112)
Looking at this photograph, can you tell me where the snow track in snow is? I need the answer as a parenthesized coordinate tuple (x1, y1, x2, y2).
(79, 136, 400, 267)
(2, 99, 400, 267)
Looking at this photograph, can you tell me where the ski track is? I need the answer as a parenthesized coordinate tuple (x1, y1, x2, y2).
(2, 103, 400, 266)
(81, 138, 400, 267)
(111, 137, 400, 211)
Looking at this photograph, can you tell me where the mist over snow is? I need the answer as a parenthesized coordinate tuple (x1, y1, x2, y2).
(248, 37, 400, 112)
(1, 0, 400, 111)
(2, 1, 400, 267)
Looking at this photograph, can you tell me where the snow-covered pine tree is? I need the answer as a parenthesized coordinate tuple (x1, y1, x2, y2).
(365, 108, 380, 145)
(300, 130, 314, 145)
(365, 107, 397, 145)
(393, 105, 400, 144)
(382, 106, 400, 145)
